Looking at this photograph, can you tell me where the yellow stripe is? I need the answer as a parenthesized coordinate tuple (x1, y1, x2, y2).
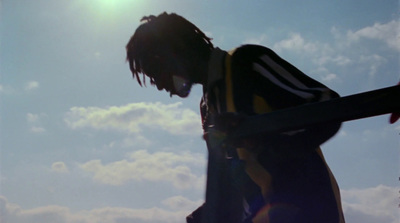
(225, 51, 273, 205)
(236, 148, 273, 202)
(253, 95, 273, 114)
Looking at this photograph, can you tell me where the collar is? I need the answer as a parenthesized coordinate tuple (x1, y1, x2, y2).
(205, 47, 228, 92)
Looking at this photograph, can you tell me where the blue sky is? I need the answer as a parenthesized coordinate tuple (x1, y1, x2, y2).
(1, 0, 399, 222)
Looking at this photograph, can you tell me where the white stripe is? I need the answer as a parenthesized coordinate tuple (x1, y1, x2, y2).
(260, 55, 309, 89)
(253, 63, 314, 99)
(258, 55, 332, 101)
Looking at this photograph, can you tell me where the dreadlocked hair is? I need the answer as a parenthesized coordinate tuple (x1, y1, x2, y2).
(126, 12, 214, 86)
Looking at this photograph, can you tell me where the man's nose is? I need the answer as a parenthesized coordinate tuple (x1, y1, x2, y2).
(155, 78, 166, 90)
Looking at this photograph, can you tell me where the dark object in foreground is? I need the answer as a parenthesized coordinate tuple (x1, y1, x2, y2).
(231, 85, 400, 139)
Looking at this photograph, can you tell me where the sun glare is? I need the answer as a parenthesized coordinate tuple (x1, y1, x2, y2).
(97, 0, 127, 15)
(98, 0, 120, 9)
(91, 0, 143, 18)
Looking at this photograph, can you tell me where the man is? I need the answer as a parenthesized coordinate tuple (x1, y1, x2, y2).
(126, 12, 345, 223)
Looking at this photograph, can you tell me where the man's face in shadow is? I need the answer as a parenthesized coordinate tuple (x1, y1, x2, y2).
(142, 45, 194, 98)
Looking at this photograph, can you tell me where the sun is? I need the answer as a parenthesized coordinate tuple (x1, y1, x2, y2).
(72, 0, 146, 19)
(98, 0, 145, 10)
(89, 0, 144, 18)
(96, 0, 126, 15)
(98, 0, 121, 9)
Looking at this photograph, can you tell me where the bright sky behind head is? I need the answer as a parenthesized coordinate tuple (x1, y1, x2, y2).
(1, 1, 399, 222)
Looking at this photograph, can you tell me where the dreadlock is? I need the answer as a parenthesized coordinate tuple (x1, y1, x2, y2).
(126, 12, 214, 86)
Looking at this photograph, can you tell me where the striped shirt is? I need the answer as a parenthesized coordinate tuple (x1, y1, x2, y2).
(201, 45, 345, 223)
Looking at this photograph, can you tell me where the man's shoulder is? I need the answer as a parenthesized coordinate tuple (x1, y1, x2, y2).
(231, 44, 274, 58)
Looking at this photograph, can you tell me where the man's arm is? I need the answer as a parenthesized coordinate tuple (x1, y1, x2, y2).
(229, 46, 341, 155)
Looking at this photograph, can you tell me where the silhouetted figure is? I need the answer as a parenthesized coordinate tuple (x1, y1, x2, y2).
(126, 12, 345, 223)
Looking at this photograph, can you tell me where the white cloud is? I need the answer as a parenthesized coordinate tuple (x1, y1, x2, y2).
(331, 55, 352, 66)
(30, 126, 46, 133)
(273, 33, 319, 54)
(341, 185, 399, 223)
(80, 206, 189, 223)
(79, 150, 206, 190)
(243, 34, 268, 45)
(331, 20, 400, 55)
(0, 84, 15, 95)
(347, 20, 400, 52)
(311, 53, 353, 68)
(322, 73, 339, 83)
(64, 102, 202, 136)
(24, 81, 39, 91)
(268, 21, 397, 87)
(271, 32, 352, 70)
(26, 113, 40, 123)
(51, 162, 69, 174)
(120, 135, 152, 148)
(2, 185, 398, 223)
(161, 196, 202, 211)
(359, 54, 387, 77)
(0, 195, 196, 223)
(26, 113, 46, 133)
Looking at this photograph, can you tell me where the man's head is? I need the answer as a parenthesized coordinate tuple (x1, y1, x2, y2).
(126, 12, 214, 97)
